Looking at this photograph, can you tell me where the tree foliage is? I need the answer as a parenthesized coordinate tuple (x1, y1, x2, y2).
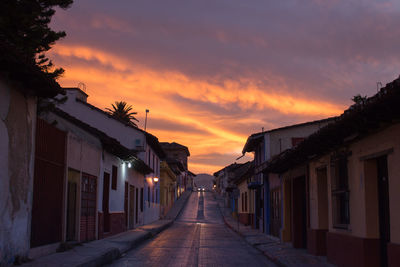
(352, 94, 367, 105)
(106, 101, 139, 127)
(0, 0, 73, 80)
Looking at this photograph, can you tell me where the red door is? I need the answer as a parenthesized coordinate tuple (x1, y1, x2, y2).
(80, 173, 97, 242)
(31, 119, 66, 247)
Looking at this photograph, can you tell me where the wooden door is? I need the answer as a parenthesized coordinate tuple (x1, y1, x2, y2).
(31, 119, 66, 247)
(66, 181, 77, 241)
(124, 182, 128, 227)
(129, 185, 135, 229)
(270, 188, 281, 237)
(292, 176, 307, 248)
(102, 173, 110, 233)
(80, 173, 97, 242)
(135, 188, 139, 224)
(377, 156, 390, 267)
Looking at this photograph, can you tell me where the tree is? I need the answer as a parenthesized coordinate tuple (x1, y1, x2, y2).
(106, 101, 139, 127)
(352, 94, 367, 105)
(0, 0, 73, 80)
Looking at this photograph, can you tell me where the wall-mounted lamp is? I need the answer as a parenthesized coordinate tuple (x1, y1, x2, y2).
(153, 177, 159, 183)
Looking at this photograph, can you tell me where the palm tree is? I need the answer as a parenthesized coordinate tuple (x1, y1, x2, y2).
(106, 101, 139, 127)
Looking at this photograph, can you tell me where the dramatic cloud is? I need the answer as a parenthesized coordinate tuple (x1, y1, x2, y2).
(50, 0, 400, 173)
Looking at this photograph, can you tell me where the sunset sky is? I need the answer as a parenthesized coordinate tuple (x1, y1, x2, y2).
(50, 0, 400, 174)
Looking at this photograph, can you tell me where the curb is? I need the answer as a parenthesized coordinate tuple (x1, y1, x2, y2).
(213, 194, 286, 267)
(172, 191, 192, 220)
(25, 193, 192, 267)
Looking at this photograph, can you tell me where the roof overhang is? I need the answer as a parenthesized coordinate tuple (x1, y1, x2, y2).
(242, 133, 264, 154)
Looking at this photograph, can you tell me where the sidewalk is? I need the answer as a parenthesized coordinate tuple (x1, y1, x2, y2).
(214, 193, 335, 267)
(22, 190, 192, 267)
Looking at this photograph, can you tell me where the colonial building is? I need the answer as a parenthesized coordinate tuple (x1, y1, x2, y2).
(233, 162, 254, 226)
(30, 108, 152, 258)
(160, 142, 191, 193)
(57, 88, 165, 225)
(262, 77, 400, 267)
(159, 161, 177, 217)
(241, 117, 335, 233)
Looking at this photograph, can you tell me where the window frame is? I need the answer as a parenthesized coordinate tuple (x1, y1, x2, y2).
(330, 151, 351, 229)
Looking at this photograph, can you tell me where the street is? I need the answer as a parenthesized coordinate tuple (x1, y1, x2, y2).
(108, 192, 276, 267)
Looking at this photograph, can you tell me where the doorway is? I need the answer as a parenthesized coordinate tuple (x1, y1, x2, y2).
(377, 156, 390, 267)
(80, 173, 97, 242)
(102, 172, 110, 233)
(135, 187, 139, 224)
(31, 119, 66, 247)
(270, 187, 281, 237)
(66, 169, 79, 241)
(129, 185, 135, 229)
(292, 176, 307, 248)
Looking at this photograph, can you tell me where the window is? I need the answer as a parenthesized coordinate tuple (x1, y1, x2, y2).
(331, 152, 350, 228)
(241, 193, 244, 212)
(148, 187, 150, 207)
(148, 150, 151, 165)
(111, 165, 117, 190)
(245, 192, 248, 212)
(140, 188, 143, 212)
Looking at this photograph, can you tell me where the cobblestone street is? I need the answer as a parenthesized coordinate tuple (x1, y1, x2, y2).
(108, 192, 276, 267)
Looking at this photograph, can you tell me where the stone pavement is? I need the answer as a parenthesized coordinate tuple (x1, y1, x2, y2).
(214, 193, 336, 267)
(21, 190, 192, 267)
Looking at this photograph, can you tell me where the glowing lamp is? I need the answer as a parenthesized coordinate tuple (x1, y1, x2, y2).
(128, 162, 132, 168)
(153, 177, 159, 183)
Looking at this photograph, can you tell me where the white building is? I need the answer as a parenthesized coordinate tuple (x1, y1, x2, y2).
(57, 88, 165, 225)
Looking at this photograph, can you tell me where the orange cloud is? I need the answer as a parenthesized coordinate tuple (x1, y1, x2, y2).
(50, 44, 344, 174)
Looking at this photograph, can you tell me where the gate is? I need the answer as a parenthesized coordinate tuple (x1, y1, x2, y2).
(80, 173, 97, 242)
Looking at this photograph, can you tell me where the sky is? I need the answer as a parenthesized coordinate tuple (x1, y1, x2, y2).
(49, 0, 400, 174)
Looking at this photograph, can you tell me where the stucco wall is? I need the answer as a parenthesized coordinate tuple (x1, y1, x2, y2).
(59, 90, 144, 151)
(308, 123, 400, 243)
(143, 177, 160, 224)
(350, 123, 400, 242)
(309, 155, 331, 230)
(269, 121, 331, 160)
(0, 80, 37, 265)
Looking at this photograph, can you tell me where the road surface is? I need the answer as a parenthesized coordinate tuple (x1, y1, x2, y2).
(107, 191, 276, 267)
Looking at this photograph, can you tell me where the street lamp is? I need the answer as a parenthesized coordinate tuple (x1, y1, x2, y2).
(153, 177, 159, 183)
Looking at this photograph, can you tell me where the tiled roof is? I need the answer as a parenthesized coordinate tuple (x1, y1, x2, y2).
(74, 98, 166, 159)
(51, 108, 153, 175)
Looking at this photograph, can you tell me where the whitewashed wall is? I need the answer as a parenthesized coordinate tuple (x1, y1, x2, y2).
(0, 80, 37, 265)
